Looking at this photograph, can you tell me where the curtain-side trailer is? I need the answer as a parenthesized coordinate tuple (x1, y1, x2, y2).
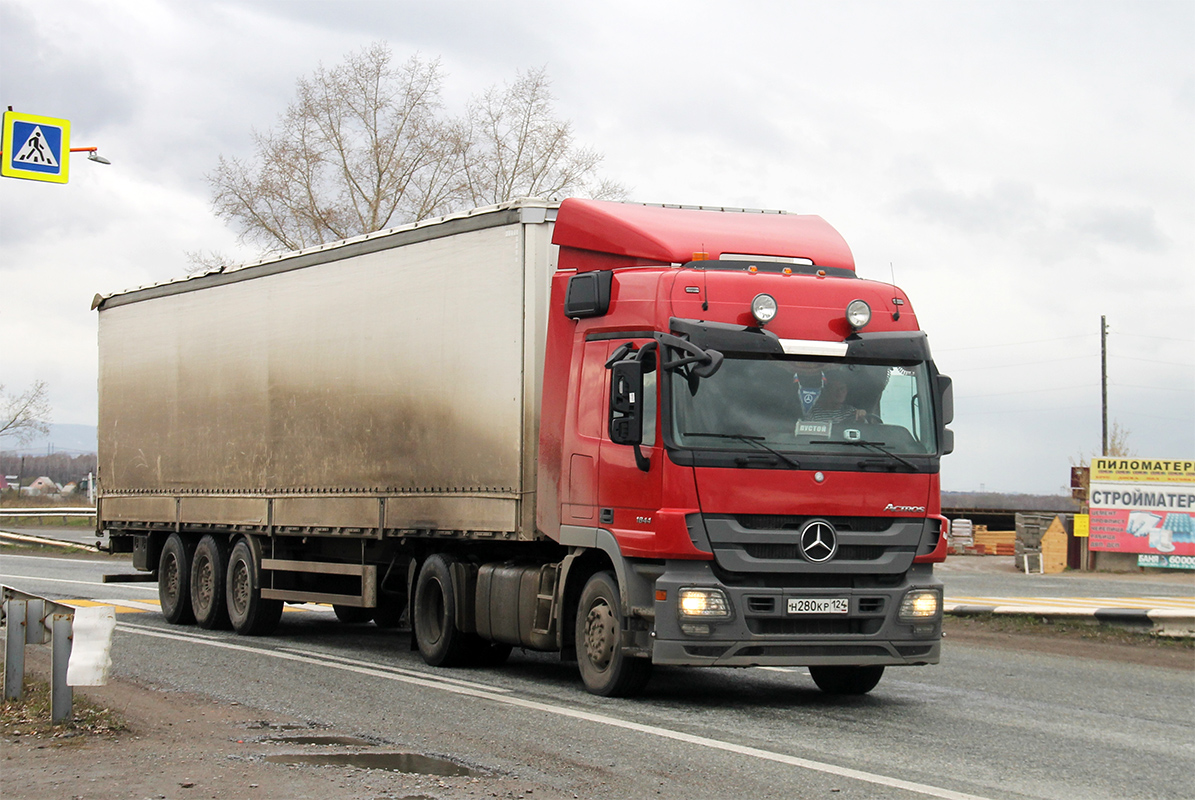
(96, 198, 953, 696)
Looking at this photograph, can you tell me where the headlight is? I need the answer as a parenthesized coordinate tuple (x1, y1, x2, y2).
(846, 299, 871, 330)
(751, 293, 778, 325)
(899, 589, 940, 620)
(678, 588, 732, 619)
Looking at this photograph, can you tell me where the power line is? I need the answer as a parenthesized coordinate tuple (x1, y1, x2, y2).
(935, 333, 1096, 353)
(1108, 355, 1195, 368)
(956, 383, 1102, 399)
(945, 355, 1094, 372)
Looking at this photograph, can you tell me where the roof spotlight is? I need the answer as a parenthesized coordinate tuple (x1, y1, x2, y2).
(751, 293, 778, 325)
(846, 299, 871, 330)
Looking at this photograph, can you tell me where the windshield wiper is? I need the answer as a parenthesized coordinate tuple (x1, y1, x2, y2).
(819, 440, 919, 471)
(681, 432, 801, 469)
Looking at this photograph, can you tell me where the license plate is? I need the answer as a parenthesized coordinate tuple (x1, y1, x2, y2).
(787, 597, 849, 615)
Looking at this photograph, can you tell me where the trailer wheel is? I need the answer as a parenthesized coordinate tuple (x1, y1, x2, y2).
(190, 535, 232, 629)
(809, 665, 885, 695)
(225, 537, 283, 635)
(413, 554, 469, 666)
(333, 605, 374, 624)
(575, 571, 652, 697)
(159, 533, 196, 625)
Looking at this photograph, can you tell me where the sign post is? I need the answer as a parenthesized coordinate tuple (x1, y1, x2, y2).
(2, 111, 71, 184)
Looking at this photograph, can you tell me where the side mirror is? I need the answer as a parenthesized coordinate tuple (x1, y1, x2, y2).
(936, 374, 953, 425)
(609, 360, 644, 445)
(936, 374, 954, 455)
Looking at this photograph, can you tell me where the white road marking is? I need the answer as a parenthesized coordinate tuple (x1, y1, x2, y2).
(119, 621, 993, 800)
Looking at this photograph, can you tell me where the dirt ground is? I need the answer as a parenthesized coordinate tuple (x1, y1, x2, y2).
(2, 648, 575, 800)
(3, 621, 1191, 800)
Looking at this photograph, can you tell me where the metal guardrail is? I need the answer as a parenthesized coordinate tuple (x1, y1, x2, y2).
(2, 585, 76, 722)
(0, 508, 96, 518)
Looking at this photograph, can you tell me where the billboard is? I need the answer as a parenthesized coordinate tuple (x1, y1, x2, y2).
(1088, 458, 1195, 568)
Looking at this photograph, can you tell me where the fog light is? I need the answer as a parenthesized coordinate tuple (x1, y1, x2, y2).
(681, 623, 711, 636)
(679, 588, 731, 619)
(899, 589, 940, 620)
(751, 293, 778, 325)
(846, 299, 871, 330)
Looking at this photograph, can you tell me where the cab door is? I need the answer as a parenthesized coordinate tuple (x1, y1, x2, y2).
(596, 338, 662, 553)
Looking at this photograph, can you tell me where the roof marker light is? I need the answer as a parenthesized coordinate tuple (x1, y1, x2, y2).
(751, 293, 778, 325)
(846, 299, 871, 330)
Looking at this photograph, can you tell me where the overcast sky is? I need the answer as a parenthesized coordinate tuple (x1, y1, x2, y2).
(1, 0, 1191, 494)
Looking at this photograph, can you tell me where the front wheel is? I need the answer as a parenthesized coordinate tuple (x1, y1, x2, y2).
(575, 571, 651, 697)
(808, 665, 885, 695)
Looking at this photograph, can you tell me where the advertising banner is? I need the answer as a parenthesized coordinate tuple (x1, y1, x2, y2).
(1088, 459, 1194, 567)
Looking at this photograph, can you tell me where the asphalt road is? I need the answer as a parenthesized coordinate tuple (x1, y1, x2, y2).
(3, 550, 1193, 800)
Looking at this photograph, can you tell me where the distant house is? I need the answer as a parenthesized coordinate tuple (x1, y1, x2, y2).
(22, 476, 61, 496)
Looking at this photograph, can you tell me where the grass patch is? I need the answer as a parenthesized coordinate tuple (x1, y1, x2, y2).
(1, 675, 127, 742)
(945, 613, 1194, 649)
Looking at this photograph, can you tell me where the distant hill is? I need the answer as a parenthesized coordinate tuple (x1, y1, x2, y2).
(0, 423, 98, 456)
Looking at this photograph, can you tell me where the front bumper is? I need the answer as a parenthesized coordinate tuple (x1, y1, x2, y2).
(650, 560, 942, 667)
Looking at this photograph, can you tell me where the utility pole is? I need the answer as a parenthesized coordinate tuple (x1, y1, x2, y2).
(1101, 315, 1108, 456)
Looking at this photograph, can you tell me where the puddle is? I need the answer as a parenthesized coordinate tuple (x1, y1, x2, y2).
(263, 751, 482, 777)
(267, 734, 377, 747)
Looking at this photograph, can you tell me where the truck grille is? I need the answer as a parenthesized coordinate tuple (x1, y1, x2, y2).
(734, 515, 895, 532)
(742, 543, 887, 561)
(747, 618, 884, 635)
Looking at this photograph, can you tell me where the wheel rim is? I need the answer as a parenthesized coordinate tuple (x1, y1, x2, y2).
(162, 553, 180, 604)
(230, 559, 250, 616)
(419, 578, 445, 645)
(583, 600, 617, 671)
(194, 556, 212, 610)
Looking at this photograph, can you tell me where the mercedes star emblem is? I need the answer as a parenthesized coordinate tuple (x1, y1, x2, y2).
(799, 519, 838, 563)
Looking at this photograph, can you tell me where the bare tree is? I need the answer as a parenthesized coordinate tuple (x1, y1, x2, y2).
(210, 45, 464, 252)
(210, 44, 625, 253)
(0, 380, 51, 445)
(460, 67, 626, 206)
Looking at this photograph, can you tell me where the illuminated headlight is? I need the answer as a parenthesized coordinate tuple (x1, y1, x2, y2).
(678, 588, 732, 619)
(846, 299, 871, 330)
(751, 293, 778, 325)
(898, 589, 940, 620)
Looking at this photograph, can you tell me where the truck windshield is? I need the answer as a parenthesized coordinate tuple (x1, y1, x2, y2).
(669, 355, 938, 457)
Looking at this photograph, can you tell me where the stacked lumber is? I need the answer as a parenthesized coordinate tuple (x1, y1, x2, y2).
(972, 528, 1016, 556)
(1040, 517, 1068, 573)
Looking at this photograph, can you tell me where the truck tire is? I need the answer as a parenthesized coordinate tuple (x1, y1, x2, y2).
(333, 605, 374, 624)
(809, 665, 885, 695)
(413, 554, 470, 667)
(190, 534, 232, 630)
(575, 571, 652, 697)
(225, 536, 283, 636)
(159, 533, 196, 625)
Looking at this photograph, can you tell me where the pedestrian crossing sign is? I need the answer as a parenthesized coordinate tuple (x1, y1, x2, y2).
(2, 111, 71, 184)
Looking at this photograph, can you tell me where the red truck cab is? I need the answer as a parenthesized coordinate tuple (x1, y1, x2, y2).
(539, 199, 953, 695)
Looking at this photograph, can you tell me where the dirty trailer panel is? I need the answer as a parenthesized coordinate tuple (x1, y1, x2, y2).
(97, 203, 556, 538)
